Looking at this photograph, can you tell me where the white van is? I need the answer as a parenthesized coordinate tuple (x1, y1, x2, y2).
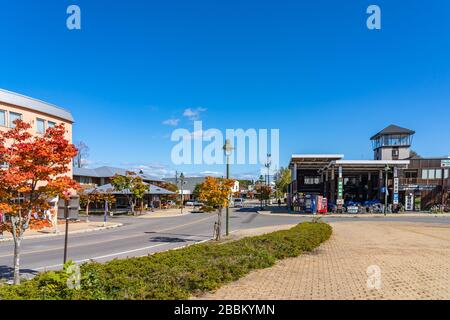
(234, 198, 244, 208)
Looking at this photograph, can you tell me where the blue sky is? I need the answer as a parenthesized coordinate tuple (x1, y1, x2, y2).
(1, 0, 449, 179)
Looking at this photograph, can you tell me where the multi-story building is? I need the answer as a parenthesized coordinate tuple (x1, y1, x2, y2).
(288, 125, 449, 212)
(74, 166, 162, 186)
(0, 88, 74, 177)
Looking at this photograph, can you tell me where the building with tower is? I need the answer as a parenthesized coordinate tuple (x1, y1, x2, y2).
(288, 125, 449, 212)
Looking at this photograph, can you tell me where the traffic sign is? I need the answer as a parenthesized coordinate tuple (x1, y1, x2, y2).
(441, 159, 450, 168)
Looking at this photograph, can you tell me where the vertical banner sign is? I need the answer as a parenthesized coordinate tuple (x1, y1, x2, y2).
(337, 166, 344, 203)
(393, 167, 399, 205)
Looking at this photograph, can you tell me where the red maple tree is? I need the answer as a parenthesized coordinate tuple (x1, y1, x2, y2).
(0, 120, 79, 284)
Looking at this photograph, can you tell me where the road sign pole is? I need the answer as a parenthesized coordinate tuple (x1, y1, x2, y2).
(226, 155, 230, 236)
(63, 199, 69, 264)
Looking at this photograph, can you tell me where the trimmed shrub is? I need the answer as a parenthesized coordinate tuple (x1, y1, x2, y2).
(0, 222, 332, 300)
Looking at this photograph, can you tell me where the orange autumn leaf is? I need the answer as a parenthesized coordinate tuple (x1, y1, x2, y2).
(0, 120, 79, 236)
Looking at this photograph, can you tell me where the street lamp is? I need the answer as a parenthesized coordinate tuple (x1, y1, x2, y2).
(223, 139, 234, 236)
(176, 172, 185, 214)
(264, 154, 272, 205)
(259, 175, 265, 210)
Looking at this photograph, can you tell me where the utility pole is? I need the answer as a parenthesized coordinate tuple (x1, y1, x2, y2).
(62, 196, 80, 265)
(63, 198, 69, 264)
(264, 154, 272, 206)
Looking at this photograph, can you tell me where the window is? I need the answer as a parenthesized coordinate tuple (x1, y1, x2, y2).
(36, 118, 45, 134)
(405, 171, 418, 179)
(304, 176, 321, 185)
(80, 176, 92, 184)
(422, 169, 442, 180)
(422, 170, 428, 179)
(445, 169, 449, 179)
(9, 112, 22, 128)
(0, 110, 5, 127)
(392, 148, 399, 159)
(48, 121, 56, 128)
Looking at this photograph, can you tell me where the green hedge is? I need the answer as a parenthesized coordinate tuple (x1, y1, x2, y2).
(0, 222, 332, 300)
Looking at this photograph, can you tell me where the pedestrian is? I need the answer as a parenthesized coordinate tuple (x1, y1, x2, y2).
(150, 201, 155, 212)
(278, 199, 282, 207)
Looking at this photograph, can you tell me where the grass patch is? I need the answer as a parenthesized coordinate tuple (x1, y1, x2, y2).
(0, 222, 332, 300)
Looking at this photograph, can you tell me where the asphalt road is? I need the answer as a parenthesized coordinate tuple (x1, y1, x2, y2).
(1, 206, 449, 280)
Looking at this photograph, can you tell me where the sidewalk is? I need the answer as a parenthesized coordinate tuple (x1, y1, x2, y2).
(197, 221, 450, 300)
(258, 206, 450, 218)
(0, 221, 122, 242)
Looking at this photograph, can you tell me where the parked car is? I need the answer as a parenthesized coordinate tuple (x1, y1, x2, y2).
(185, 201, 195, 206)
(234, 198, 245, 208)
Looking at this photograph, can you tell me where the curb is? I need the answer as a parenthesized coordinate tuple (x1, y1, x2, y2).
(257, 211, 450, 219)
(0, 223, 123, 243)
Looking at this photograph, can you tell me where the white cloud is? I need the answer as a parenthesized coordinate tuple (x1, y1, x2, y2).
(162, 118, 180, 126)
(183, 107, 207, 120)
(117, 162, 176, 179)
(182, 129, 214, 141)
(199, 171, 223, 177)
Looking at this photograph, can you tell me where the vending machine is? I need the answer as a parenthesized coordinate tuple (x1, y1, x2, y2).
(317, 196, 328, 214)
(304, 195, 317, 214)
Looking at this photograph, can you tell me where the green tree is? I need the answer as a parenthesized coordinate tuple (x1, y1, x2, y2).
(192, 184, 201, 200)
(111, 172, 148, 215)
(274, 167, 291, 199)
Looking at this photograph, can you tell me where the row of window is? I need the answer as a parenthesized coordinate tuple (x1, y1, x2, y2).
(422, 168, 449, 180)
(36, 118, 56, 134)
(303, 169, 449, 185)
(0, 109, 56, 133)
(0, 110, 22, 128)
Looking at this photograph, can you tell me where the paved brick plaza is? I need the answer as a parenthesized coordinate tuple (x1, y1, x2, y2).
(198, 221, 450, 300)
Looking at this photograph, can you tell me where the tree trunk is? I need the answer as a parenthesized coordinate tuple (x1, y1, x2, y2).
(13, 237, 21, 285)
(216, 208, 222, 241)
(86, 201, 90, 223)
(11, 217, 22, 285)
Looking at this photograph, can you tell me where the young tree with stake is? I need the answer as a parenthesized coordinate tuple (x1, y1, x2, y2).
(198, 176, 235, 241)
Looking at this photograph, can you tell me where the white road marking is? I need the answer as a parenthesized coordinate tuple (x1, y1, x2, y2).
(0, 215, 216, 258)
(35, 235, 211, 271)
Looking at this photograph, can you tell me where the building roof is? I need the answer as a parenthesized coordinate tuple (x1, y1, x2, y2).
(86, 183, 174, 195)
(73, 166, 162, 182)
(370, 125, 415, 140)
(321, 159, 410, 173)
(290, 154, 344, 170)
(0, 88, 74, 123)
(163, 177, 207, 194)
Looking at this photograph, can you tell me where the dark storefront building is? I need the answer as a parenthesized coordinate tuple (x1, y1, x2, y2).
(288, 125, 449, 212)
